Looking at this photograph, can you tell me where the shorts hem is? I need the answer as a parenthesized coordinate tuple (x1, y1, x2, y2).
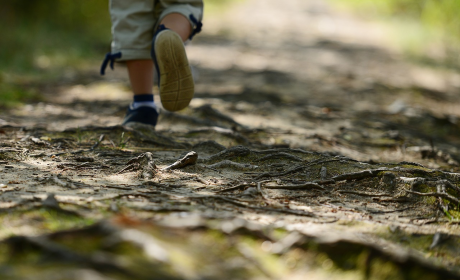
(112, 49, 152, 61)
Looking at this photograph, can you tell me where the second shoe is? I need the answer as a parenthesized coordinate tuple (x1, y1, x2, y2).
(152, 26, 194, 112)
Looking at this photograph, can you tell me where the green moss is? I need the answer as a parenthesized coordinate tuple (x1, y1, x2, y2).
(0, 79, 43, 108)
(0, 208, 96, 239)
(449, 210, 460, 220)
(367, 258, 405, 280)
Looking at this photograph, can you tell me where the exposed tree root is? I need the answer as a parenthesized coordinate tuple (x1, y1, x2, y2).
(116, 152, 157, 179)
(407, 190, 460, 205)
(195, 104, 246, 129)
(264, 182, 325, 191)
(217, 183, 257, 193)
(256, 152, 304, 162)
(162, 151, 198, 171)
(207, 160, 258, 170)
(187, 127, 251, 145)
(2, 235, 132, 275)
(200, 145, 252, 163)
(337, 190, 393, 197)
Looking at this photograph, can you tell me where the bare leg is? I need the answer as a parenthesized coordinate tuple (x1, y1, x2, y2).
(127, 13, 191, 96)
(126, 60, 154, 95)
(160, 13, 192, 42)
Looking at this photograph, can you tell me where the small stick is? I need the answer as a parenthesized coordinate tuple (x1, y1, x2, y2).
(217, 183, 256, 193)
(338, 190, 393, 197)
(368, 207, 413, 214)
(90, 134, 105, 151)
(162, 151, 198, 171)
(257, 181, 269, 200)
(264, 183, 325, 191)
(407, 190, 460, 205)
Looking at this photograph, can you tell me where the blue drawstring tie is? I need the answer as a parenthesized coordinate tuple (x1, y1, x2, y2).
(100, 52, 122, 75)
(189, 14, 203, 40)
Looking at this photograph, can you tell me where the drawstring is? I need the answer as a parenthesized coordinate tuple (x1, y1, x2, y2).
(189, 14, 203, 40)
(100, 52, 122, 75)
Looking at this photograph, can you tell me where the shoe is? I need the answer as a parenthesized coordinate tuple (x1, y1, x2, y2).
(152, 26, 194, 112)
(122, 106, 158, 127)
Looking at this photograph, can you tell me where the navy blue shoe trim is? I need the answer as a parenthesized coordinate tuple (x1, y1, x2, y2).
(151, 25, 167, 87)
(122, 106, 158, 127)
(133, 94, 154, 102)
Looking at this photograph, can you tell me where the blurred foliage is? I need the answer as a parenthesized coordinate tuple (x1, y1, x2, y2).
(0, 0, 111, 74)
(329, 0, 460, 67)
(0, 1, 112, 107)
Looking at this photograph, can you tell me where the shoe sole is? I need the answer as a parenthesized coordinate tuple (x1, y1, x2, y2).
(154, 31, 194, 112)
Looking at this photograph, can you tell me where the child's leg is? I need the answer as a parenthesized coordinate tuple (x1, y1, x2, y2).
(127, 60, 154, 95)
(106, 0, 203, 125)
(159, 13, 192, 41)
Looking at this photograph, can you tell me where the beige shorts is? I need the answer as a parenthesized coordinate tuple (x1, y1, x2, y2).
(109, 0, 203, 61)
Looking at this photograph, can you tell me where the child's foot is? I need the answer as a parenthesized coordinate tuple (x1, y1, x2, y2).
(122, 106, 159, 127)
(152, 27, 194, 112)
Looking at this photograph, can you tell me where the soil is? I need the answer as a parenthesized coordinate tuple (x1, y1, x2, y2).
(1, 0, 460, 279)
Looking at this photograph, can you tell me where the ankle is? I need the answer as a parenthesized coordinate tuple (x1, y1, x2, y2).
(132, 94, 156, 109)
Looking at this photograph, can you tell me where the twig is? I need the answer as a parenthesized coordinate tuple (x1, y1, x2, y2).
(162, 151, 198, 171)
(252, 148, 315, 155)
(50, 134, 105, 157)
(367, 207, 412, 214)
(201, 145, 251, 163)
(440, 180, 460, 193)
(90, 134, 105, 151)
(374, 197, 411, 203)
(181, 194, 316, 217)
(60, 162, 93, 171)
(144, 182, 185, 188)
(207, 160, 258, 170)
(217, 183, 256, 193)
(338, 190, 393, 197)
(257, 181, 269, 200)
(187, 126, 250, 145)
(264, 183, 325, 191)
(257, 152, 304, 162)
(211, 196, 316, 217)
(255, 158, 342, 180)
(407, 190, 460, 205)
(255, 165, 304, 180)
(132, 205, 191, 212)
(103, 185, 133, 191)
(332, 169, 379, 181)
(414, 218, 439, 225)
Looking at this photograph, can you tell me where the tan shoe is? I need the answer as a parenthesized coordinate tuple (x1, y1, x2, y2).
(152, 26, 194, 112)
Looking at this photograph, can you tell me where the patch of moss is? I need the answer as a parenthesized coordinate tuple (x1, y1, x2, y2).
(0, 208, 96, 239)
(0, 78, 43, 108)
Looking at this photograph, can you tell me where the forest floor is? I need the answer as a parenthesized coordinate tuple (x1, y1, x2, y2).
(1, 0, 460, 279)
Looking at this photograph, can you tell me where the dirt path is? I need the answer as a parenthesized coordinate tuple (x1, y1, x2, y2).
(1, 0, 460, 279)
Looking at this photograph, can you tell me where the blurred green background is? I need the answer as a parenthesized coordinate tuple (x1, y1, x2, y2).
(0, 0, 459, 107)
(0, 0, 111, 107)
(0, 1, 110, 74)
(331, 0, 460, 66)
